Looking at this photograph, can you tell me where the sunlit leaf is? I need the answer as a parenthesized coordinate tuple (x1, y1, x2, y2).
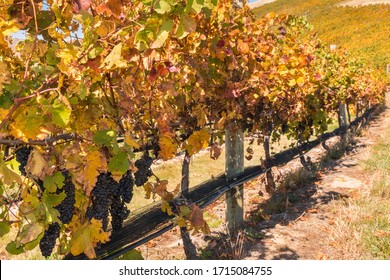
(150, 19, 173, 49)
(158, 134, 178, 160)
(70, 219, 110, 259)
(49, 99, 71, 128)
(185, 130, 210, 156)
(83, 150, 107, 196)
(0, 221, 10, 238)
(43, 171, 65, 193)
(6, 241, 24, 255)
(108, 150, 129, 176)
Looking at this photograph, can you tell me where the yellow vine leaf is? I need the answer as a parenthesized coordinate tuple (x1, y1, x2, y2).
(0, 161, 22, 185)
(70, 219, 110, 259)
(185, 130, 210, 156)
(9, 106, 48, 142)
(237, 39, 249, 54)
(0, 108, 8, 120)
(124, 132, 140, 149)
(83, 150, 107, 196)
(158, 134, 178, 160)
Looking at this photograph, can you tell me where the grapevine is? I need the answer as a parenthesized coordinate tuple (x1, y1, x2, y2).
(0, 0, 387, 259)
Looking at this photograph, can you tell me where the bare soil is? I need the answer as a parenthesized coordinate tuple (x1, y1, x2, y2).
(136, 104, 390, 260)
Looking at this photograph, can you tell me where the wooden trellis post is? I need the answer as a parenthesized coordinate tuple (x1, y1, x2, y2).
(338, 103, 348, 129)
(225, 120, 244, 234)
(385, 90, 390, 107)
(180, 151, 197, 259)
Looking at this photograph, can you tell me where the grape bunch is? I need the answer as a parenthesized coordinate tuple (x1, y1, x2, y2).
(134, 154, 153, 186)
(109, 170, 134, 232)
(39, 222, 60, 257)
(110, 195, 130, 232)
(117, 170, 134, 203)
(86, 173, 116, 230)
(15, 146, 32, 176)
(55, 171, 75, 224)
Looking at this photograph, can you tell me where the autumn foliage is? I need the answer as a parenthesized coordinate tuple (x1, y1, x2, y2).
(0, 0, 387, 259)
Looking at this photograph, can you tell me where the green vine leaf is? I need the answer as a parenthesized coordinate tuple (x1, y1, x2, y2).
(0, 221, 10, 238)
(6, 241, 25, 255)
(151, 19, 174, 49)
(43, 171, 65, 193)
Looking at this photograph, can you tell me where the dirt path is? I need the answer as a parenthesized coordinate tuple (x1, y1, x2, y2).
(244, 106, 390, 260)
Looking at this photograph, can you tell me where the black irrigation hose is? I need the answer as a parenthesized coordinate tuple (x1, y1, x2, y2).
(66, 105, 381, 260)
(101, 223, 176, 260)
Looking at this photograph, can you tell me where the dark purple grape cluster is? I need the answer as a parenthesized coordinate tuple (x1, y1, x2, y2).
(109, 170, 134, 232)
(134, 154, 153, 186)
(86, 173, 115, 230)
(86, 170, 135, 232)
(117, 170, 134, 203)
(39, 222, 60, 257)
(110, 195, 130, 232)
(55, 171, 75, 224)
(15, 146, 32, 176)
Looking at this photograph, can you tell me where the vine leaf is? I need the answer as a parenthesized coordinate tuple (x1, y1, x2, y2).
(158, 134, 178, 160)
(70, 218, 110, 259)
(49, 99, 71, 128)
(185, 130, 210, 156)
(17, 223, 44, 245)
(9, 106, 48, 142)
(209, 144, 222, 160)
(124, 132, 140, 149)
(154, 0, 172, 14)
(190, 204, 210, 234)
(116, 249, 144, 260)
(102, 43, 127, 70)
(93, 129, 116, 147)
(25, 149, 47, 180)
(186, 0, 204, 14)
(151, 19, 174, 49)
(83, 150, 107, 196)
(42, 190, 66, 224)
(237, 39, 249, 54)
(0, 221, 10, 238)
(0, 160, 22, 185)
(108, 150, 130, 179)
(43, 171, 65, 193)
(176, 15, 197, 39)
(6, 241, 25, 255)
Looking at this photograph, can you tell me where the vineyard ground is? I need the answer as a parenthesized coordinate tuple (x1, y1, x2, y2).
(135, 103, 390, 260)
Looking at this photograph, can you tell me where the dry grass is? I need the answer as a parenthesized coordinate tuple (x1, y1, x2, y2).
(329, 127, 390, 259)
